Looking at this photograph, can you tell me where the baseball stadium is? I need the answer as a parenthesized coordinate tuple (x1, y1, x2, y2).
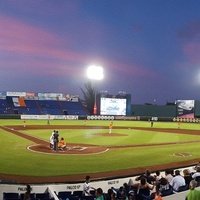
(0, 91, 200, 200)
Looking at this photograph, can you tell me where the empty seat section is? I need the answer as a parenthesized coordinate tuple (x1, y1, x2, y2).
(57, 191, 72, 200)
(60, 101, 87, 115)
(35, 192, 51, 200)
(37, 100, 61, 115)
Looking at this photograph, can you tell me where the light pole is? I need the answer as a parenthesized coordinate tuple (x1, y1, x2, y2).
(86, 65, 104, 115)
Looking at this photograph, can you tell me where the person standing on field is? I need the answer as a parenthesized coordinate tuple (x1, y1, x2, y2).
(50, 130, 55, 149)
(53, 130, 59, 151)
(109, 121, 113, 134)
(151, 120, 154, 128)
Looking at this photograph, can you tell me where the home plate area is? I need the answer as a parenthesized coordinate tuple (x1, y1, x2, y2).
(28, 144, 109, 155)
(67, 146, 87, 151)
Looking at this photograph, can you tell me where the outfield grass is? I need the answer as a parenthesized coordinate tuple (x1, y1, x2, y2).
(0, 119, 200, 177)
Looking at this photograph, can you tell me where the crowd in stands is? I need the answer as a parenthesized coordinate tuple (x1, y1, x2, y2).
(80, 165, 200, 200)
(3, 164, 200, 200)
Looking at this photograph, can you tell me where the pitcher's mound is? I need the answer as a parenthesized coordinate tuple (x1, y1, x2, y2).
(95, 133, 128, 136)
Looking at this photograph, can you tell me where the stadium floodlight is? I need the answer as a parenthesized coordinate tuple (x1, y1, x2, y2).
(86, 65, 104, 80)
(86, 65, 104, 115)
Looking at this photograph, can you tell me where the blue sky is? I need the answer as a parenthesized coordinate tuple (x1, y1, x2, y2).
(1, 0, 200, 104)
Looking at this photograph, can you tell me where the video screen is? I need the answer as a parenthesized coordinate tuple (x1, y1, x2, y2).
(100, 97, 127, 115)
(175, 100, 194, 118)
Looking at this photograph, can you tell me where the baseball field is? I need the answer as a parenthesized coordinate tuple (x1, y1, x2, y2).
(0, 119, 200, 184)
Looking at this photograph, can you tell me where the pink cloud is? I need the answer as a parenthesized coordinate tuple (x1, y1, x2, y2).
(178, 21, 200, 65)
(0, 15, 88, 69)
(178, 21, 200, 39)
(182, 42, 200, 64)
(0, 15, 159, 80)
(3, 1, 81, 18)
(104, 59, 158, 78)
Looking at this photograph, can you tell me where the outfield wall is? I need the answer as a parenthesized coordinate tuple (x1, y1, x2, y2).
(132, 104, 177, 118)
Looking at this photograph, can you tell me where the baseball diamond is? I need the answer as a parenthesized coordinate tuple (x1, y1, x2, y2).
(0, 121, 200, 184)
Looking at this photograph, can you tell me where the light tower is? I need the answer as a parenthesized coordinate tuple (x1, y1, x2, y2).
(86, 65, 104, 115)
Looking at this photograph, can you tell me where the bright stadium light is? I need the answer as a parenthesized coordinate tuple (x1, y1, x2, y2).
(86, 65, 104, 80)
(86, 65, 104, 115)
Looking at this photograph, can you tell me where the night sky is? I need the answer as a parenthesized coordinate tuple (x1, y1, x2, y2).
(1, 0, 200, 104)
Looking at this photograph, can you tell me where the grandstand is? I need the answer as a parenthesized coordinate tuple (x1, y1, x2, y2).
(0, 91, 87, 116)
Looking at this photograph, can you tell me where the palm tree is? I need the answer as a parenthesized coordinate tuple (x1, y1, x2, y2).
(80, 81, 96, 115)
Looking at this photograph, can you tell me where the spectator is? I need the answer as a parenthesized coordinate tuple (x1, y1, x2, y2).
(192, 167, 200, 180)
(183, 169, 193, 188)
(186, 180, 200, 200)
(170, 170, 186, 192)
(154, 171, 161, 184)
(165, 169, 174, 183)
(194, 162, 200, 171)
(123, 182, 132, 197)
(134, 177, 154, 200)
(135, 169, 156, 184)
(83, 176, 95, 196)
(106, 188, 116, 200)
(96, 188, 104, 200)
(23, 184, 32, 200)
(127, 187, 136, 200)
(156, 177, 173, 196)
(116, 186, 126, 200)
(154, 189, 163, 200)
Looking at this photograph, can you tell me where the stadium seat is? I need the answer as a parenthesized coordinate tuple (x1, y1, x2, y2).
(89, 190, 96, 196)
(35, 192, 50, 200)
(3, 192, 19, 200)
(81, 195, 95, 200)
(72, 190, 83, 200)
(57, 191, 72, 200)
(20, 193, 36, 200)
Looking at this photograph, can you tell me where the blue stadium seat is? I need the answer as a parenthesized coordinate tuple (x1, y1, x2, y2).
(35, 193, 50, 200)
(72, 190, 83, 200)
(81, 195, 95, 200)
(20, 193, 36, 200)
(3, 192, 19, 200)
(57, 191, 72, 200)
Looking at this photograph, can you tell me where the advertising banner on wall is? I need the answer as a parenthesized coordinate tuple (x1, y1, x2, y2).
(38, 93, 63, 100)
(0, 92, 6, 99)
(26, 92, 36, 97)
(21, 115, 78, 120)
(7, 92, 26, 97)
(175, 100, 194, 118)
